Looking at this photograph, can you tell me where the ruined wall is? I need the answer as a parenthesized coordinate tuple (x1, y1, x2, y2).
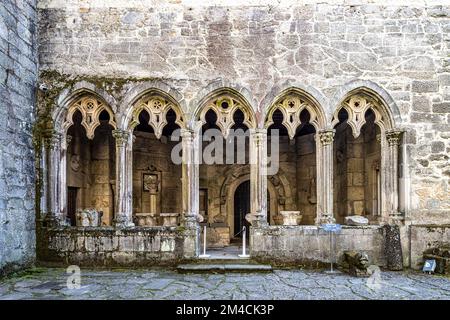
(250, 225, 386, 266)
(37, 0, 450, 225)
(0, 0, 37, 276)
(39, 226, 196, 266)
(410, 224, 450, 270)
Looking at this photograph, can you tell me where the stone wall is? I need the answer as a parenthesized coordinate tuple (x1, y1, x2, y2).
(38, 226, 198, 266)
(0, 0, 37, 276)
(250, 225, 386, 267)
(410, 224, 450, 270)
(36, 0, 450, 226)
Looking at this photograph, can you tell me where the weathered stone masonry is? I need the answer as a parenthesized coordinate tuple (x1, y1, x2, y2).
(0, 0, 37, 276)
(2, 0, 450, 273)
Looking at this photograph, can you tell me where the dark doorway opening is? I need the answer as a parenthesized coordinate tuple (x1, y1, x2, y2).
(67, 187, 78, 226)
(234, 180, 250, 239)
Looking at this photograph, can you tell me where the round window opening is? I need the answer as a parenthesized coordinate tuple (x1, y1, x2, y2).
(221, 101, 229, 109)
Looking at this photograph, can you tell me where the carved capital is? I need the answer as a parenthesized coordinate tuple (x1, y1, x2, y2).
(43, 130, 61, 150)
(318, 130, 335, 146)
(62, 134, 72, 150)
(386, 130, 402, 147)
(180, 128, 194, 140)
(112, 129, 130, 147)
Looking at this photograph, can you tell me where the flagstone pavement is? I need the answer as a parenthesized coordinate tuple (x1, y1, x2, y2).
(0, 268, 449, 300)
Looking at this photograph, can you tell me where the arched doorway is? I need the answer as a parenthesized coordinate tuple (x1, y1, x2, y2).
(233, 180, 250, 238)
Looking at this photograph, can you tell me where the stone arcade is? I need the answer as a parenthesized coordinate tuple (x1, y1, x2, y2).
(1, 0, 449, 275)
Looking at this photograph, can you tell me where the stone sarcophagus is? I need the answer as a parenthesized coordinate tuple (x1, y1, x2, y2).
(76, 209, 103, 227)
(135, 212, 159, 226)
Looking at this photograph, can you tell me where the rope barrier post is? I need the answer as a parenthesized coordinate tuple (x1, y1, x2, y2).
(238, 226, 250, 258)
(199, 225, 210, 258)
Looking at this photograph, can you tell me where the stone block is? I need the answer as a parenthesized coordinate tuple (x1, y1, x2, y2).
(433, 103, 450, 113)
(412, 80, 439, 93)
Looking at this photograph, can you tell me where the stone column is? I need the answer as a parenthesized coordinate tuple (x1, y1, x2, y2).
(112, 129, 134, 228)
(180, 128, 201, 228)
(59, 134, 71, 220)
(125, 133, 135, 219)
(315, 129, 335, 224)
(247, 129, 268, 227)
(43, 130, 63, 227)
(384, 129, 403, 224)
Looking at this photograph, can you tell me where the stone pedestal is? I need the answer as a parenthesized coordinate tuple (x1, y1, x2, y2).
(135, 212, 158, 226)
(280, 211, 302, 225)
(161, 213, 179, 226)
(385, 224, 403, 270)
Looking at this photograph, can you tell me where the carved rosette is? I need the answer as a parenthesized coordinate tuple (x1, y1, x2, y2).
(386, 130, 402, 146)
(199, 95, 255, 138)
(265, 94, 319, 140)
(318, 130, 335, 146)
(112, 129, 130, 147)
(63, 96, 116, 140)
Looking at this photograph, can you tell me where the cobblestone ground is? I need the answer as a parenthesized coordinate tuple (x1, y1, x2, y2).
(0, 268, 449, 300)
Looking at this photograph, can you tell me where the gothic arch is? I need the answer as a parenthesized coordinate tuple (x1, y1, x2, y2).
(54, 81, 118, 138)
(120, 85, 187, 138)
(263, 86, 328, 139)
(190, 81, 257, 136)
(120, 81, 187, 129)
(330, 80, 402, 137)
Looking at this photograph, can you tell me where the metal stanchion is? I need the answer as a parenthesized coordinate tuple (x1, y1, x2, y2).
(238, 226, 250, 258)
(199, 225, 210, 258)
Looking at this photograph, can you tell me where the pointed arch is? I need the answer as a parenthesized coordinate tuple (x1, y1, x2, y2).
(330, 80, 402, 137)
(190, 81, 257, 136)
(263, 86, 327, 139)
(54, 81, 118, 139)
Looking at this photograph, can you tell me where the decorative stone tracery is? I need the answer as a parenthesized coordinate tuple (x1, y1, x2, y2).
(199, 95, 255, 138)
(265, 94, 320, 140)
(129, 96, 184, 138)
(331, 95, 388, 138)
(63, 96, 116, 139)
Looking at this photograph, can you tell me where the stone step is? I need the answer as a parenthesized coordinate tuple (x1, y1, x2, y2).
(177, 263, 273, 273)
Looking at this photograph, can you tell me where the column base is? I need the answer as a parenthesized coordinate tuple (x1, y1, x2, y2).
(388, 212, 404, 225)
(315, 214, 336, 225)
(245, 213, 268, 227)
(43, 213, 66, 228)
(114, 214, 135, 228)
(181, 214, 201, 229)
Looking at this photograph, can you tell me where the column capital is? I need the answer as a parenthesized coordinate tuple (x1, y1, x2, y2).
(386, 130, 403, 146)
(43, 130, 62, 150)
(112, 129, 130, 146)
(249, 128, 267, 136)
(61, 134, 72, 150)
(180, 128, 194, 139)
(317, 129, 335, 146)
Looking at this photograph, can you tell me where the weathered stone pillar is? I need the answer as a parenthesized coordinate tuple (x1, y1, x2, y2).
(383, 129, 403, 223)
(247, 129, 268, 227)
(43, 130, 63, 227)
(125, 133, 135, 220)
(58, 134, 72, 220)
(181, 128, 201, 228)
(315, 129, 335, 224)
(112, 129, 134, 228)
